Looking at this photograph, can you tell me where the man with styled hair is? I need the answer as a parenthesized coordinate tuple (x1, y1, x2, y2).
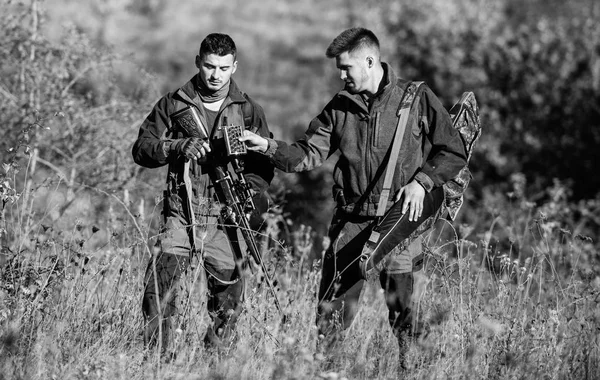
(133, 33, 274, 356)
(241, 27, 467, 369)
(325, 27, 380, 58)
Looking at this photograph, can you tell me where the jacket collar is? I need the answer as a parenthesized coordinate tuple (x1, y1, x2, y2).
(175, 74, 247, 106)
(338, 62, 398, 111)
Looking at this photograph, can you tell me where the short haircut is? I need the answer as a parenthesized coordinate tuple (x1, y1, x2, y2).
(325, 27, 380, 58)
(199, 33, 237, 59)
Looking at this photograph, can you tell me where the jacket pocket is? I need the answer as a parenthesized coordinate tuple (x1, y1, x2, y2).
(419, 115, 429, 135)
(164, 192, 184, 218)
(373, 112, 384, 148)
(412, 116, 423, 138)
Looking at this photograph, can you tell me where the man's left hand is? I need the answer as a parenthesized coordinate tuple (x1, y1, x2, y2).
(395, 180, 425, 222)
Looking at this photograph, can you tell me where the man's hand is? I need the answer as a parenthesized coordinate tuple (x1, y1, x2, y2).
(395, 180, 425, 222)
(170, 137, 211, 160)
(239, 130, 268, 153)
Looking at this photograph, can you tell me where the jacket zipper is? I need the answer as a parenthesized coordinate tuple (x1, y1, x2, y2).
(373, 111, 381, 147)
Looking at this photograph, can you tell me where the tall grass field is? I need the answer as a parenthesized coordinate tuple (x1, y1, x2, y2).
(1, 155, 598, 379)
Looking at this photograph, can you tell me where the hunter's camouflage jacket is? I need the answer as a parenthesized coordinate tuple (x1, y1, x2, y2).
(265, 63, 467, 217)
(132, 75, 274, 222)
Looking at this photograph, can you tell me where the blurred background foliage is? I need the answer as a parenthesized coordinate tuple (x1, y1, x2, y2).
(1, 0, 600, 256)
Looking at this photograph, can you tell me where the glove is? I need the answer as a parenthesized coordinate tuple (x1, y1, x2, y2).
(169, 137, 206, 160)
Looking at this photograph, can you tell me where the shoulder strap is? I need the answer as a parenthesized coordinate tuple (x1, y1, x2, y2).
(240, 92, 254, 128)
(375, 81, 425, 217)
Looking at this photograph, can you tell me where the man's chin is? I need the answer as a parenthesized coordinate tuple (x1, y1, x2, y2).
(207, 83, 224, 91)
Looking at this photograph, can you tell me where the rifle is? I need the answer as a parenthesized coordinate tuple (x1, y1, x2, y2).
(171, 107, 282, 313)
(212, 125, 283, 314)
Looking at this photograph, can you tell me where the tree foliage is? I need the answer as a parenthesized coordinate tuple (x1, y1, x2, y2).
(378, 0, 600, 200)
(3, 0, 600, 240)
(0, 0, 158, 242)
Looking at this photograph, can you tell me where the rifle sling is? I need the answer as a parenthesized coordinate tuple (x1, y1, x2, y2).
(183, 160, 198, 260)
(375, 81, 424, 217)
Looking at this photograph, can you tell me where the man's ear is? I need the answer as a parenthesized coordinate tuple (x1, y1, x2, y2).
(195, 55, 201, 69)
(232, 60, 238, 75)
(366, 56, 374, 68)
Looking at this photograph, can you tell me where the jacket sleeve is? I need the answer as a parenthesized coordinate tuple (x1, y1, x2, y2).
(414, 87, 468, 192)
(131, 96, 173, 169)
(242, 96, 275, 194)
(266, 101, 336, 173)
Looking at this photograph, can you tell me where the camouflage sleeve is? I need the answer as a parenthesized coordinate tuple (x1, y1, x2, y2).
(417, 87, 468, 190)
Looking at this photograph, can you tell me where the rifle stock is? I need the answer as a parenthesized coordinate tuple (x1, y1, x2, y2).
(183, 160, 197, 261)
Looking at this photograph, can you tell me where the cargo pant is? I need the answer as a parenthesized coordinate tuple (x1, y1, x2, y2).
(317, 218, 425, 338)
(317, 187, 444, 356)
(142, 209, 246, 354)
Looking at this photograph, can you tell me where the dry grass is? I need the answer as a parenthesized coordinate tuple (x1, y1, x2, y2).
(1, 184, 599, 380)
(2, 2, 599, 378)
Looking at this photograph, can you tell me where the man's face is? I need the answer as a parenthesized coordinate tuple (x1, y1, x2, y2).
(335, 50, 369, 94)
(195, 53, 237, 92)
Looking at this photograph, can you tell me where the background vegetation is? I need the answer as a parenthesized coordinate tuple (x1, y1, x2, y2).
(1, 0, 599, 379)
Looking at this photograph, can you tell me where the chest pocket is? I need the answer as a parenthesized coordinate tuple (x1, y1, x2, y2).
(373, 112, 388, 148)
(166, 99, 196, 139)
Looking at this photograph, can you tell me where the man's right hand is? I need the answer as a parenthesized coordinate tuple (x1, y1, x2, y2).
(170, 137, 211, 160)
(239, 130, 268, 153)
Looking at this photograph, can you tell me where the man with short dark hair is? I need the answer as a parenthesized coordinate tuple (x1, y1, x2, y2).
(132, 33, 274, 355)
(240, 27, 467, 368)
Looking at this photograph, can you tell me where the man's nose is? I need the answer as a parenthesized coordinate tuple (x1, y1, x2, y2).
(339, 70, 347, 81)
